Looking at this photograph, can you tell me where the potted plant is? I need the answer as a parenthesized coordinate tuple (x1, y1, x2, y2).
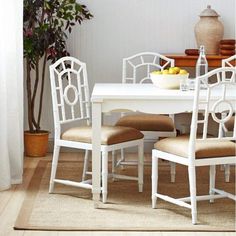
(23, 0, 92, 157)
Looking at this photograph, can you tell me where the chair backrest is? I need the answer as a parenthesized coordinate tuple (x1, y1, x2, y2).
(122, 52, 174, 84)
(49, 57, 91, 136)
(222, 55, 236, 81)
(189, 67, 236, 158)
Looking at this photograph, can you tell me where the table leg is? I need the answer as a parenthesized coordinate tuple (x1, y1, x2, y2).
(92, 102, 102, 208)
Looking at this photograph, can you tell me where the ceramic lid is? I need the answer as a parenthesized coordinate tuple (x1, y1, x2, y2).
(199, 5, 220, 17)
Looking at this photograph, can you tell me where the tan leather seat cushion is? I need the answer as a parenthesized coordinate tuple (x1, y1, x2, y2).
(116, 114, 175, 132)
(154, 135, 236, 159)
(225, 116, 235, 131)
(61, 126, 144, 145)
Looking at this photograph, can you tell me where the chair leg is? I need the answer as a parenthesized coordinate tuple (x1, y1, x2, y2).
(138, 143, 144, 192)
(152, 155, 158, 209)
(224, 164, 230, 182)
(112, 150, 116, 182)
(49, 145, 60, 193)
(102, 151, 108, 203)
(188, 165, 197, 225)
(170, 162, 176, 183)
(82, 150, 90, 181)
(120, 148, 125, 169)
(209, 165, 216, 203)
(220, 164, 224, 171)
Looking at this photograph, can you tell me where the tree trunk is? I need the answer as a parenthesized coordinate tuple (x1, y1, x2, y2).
(31, 57, 40, 131)
(37, 53, 47, 129)
(26, 58, 34, 132)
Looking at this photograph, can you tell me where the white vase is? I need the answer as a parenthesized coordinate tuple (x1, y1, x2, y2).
(194, 5, 224, 55)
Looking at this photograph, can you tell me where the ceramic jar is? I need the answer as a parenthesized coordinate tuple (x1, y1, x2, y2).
(194, 5, 224, 55)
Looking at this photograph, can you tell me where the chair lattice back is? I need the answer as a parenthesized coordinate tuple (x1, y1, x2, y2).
(49, 57, 91, 128)
(122, 52, 174, 84)
(189, 67, 236, 152)
(222, 55, 236, 81)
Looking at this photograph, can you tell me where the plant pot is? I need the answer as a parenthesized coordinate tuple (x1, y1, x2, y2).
(24, 131, 49, 157)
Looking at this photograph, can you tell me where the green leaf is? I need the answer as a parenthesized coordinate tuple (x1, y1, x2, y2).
(45, 2, 50, 10)
(75, 4, 82, 12)
(23, 0, 93, 67)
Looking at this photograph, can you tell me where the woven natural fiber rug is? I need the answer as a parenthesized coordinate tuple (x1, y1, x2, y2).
(15, 156, 235, 231)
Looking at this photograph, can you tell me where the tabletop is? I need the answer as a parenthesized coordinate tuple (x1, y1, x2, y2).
(91, 83, 236, 102)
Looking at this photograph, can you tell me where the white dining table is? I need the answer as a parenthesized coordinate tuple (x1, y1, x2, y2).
(91, 83, 236, 208)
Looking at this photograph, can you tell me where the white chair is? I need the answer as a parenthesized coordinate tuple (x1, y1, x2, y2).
(221, 55, 236, 182)
(152, 67, 236, 224)
(49, 56, 144, 203)
(222, 54, 235, 134)
(115, 52, 177, 182)
(222, 54, 236, 70)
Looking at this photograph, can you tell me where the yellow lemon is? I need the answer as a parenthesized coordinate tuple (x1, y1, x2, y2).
(173, 67, 181, 74)
(162, 69, 169, 74)
(168, 68, 177, 74)
(152, 70, 162, 75)
(179, 69, 188, 75)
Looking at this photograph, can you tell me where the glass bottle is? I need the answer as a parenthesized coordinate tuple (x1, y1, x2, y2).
(195, 45, 208, 89)
(196, 45, 208, 77)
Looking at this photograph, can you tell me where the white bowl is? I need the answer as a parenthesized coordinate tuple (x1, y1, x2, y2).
(150, 73, 189, 89)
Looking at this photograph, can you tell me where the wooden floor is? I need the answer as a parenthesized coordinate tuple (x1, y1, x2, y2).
(0, 153, 234, 236)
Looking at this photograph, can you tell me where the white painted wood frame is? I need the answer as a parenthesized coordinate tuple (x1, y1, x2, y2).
(152, 67, 236, 224)
(118, 52, 177, 182)
(49, 57, 144, 204)
(221, 55, 236, 182)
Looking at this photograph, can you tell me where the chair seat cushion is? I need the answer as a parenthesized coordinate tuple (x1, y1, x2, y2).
(115, 114, 175, 132)
(225, 116, 235, 131)
(61, 125, 144, 145)
(154, 135, 236, 159)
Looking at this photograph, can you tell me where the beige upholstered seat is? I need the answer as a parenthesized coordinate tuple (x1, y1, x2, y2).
(61, 125, 144, 145)
(116, 114, 175, 132)
(225, 116, 235, 131)
(154, 135, 236, 159)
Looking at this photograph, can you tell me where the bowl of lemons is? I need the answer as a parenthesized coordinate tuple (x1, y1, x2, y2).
(150, 67, 189, 89)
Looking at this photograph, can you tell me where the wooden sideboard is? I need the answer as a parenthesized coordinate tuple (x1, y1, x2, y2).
(164, 54, 234, 67)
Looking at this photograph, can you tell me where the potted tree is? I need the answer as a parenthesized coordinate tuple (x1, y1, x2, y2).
(23, 0, 92, 157)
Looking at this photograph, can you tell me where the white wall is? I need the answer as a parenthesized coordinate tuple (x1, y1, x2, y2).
(24, 0, 236, 143)
(69, 0, 235, 85)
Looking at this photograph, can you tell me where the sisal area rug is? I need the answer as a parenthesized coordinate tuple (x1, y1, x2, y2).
(15, 156, 235, 231)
